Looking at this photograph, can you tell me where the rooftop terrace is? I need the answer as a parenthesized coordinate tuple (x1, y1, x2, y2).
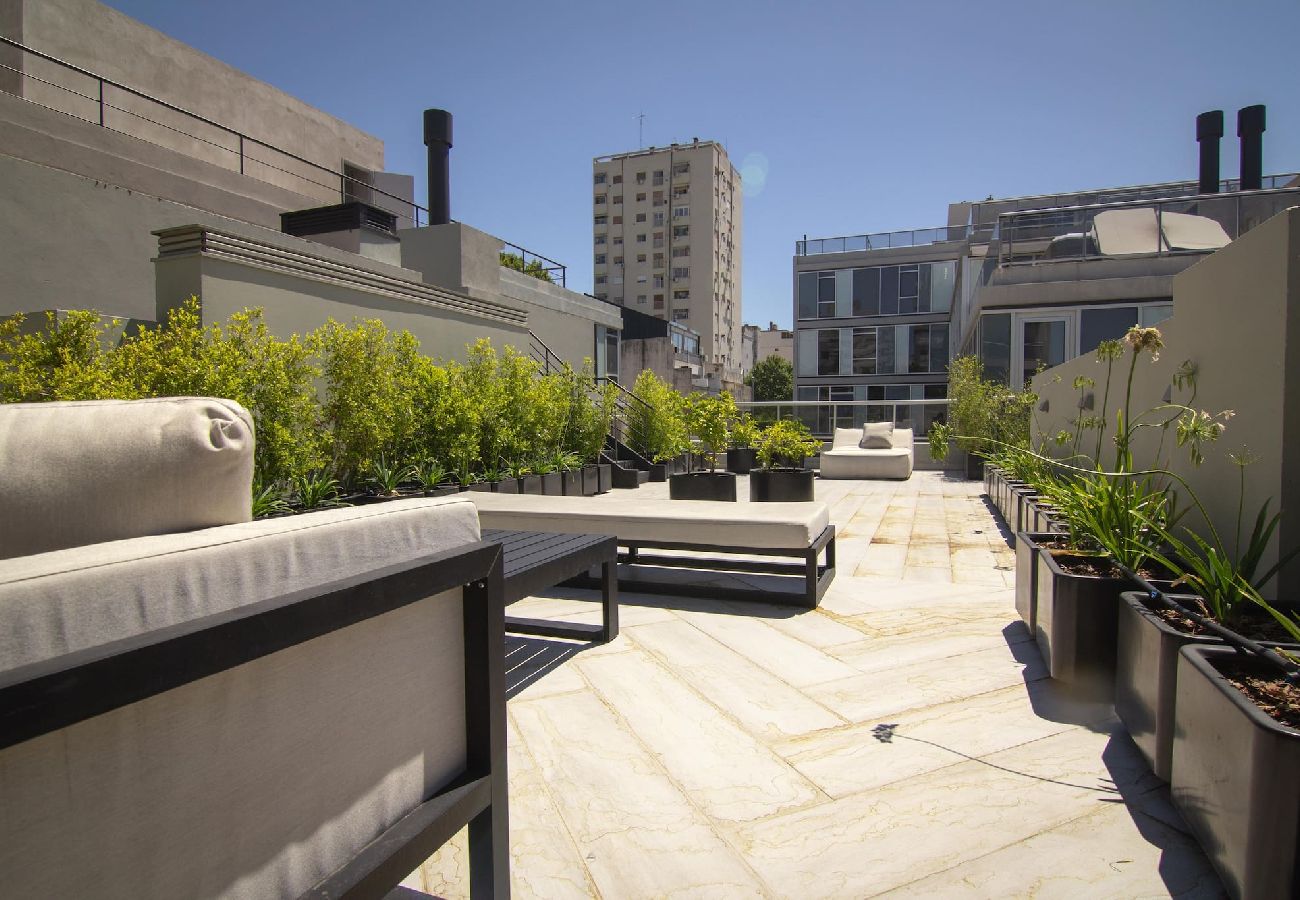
(406, 472, 1222, 898)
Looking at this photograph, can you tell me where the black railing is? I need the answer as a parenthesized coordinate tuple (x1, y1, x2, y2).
(501, 240, 567, 288)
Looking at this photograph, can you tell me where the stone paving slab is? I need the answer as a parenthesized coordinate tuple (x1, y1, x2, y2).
(405, 471, 1221, 899)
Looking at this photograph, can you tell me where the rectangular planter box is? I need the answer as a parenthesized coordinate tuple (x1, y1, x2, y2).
(647, 463, 668, 482)
(726, 447, 757, 474)
(1015, 532, 1057, 635)
(422, 485, 460, 498)
(1000, 480, 1026, 524)
(983, 464, 997, 499)
(561, 470, 584, 496)
(519, 475, 544, 495)
(597, 463, 612, 494)
(1014, 490, 1041, 539)
(1034, 548, 1126, 699)
(582, 466, 599, 496)
(540, 472, 563, 496)
(493, 478, 521, 494)
(749, 469, 815, 502)
(1115, 591, 1221, 782)
(1172, 645, 1300, 900)
(610, 464, 641, 489)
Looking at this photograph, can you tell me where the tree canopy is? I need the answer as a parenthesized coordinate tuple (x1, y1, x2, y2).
(746, 354, 793, 402)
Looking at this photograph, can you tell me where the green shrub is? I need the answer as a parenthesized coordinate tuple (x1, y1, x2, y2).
(628, 370, 688, 462)
(0, 309, 122, 402)
(756, 419, 821, 469)
(685, 392, 735, 471)
(927, 355, 1034, 462)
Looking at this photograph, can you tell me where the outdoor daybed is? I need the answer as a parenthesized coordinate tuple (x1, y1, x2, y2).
(467, 492, 835, 607)
(819, 424, 914, 480)
(0, 398, 508, 899)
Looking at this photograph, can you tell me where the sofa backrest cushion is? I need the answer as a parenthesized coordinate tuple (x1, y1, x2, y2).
(831, 427, 864, 450)
(0, 397, 254, 559)
(859, 421, 894, 449)
(891, 427, 915, 449)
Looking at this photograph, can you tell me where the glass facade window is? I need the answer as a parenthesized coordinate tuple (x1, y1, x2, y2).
(852, 327, 876, 375)
(909, 324, 930, 373)
(1022, 320, 1067, 378)
(981, 314, 1012, 383)
(1080, 306, 1138, 354)
(796, 260, 959, 320)
(1140, 303, 1174, 326)
(817, 329, 839, 375)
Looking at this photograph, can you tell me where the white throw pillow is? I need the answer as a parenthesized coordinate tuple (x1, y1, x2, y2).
(859, 421, 894, 449)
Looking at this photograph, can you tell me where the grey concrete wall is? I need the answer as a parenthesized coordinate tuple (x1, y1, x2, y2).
(1031, 207, 1300, 601)
(154, 228, 528, 364)
(0, 150, 414, 321)
(7, 0, 382, 192)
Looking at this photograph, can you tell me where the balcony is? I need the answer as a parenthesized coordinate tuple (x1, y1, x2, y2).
(796, 225, 972, 255)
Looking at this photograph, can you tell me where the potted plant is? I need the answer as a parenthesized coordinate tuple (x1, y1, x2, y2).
(750, 419, 820, 502)
(926, 355, 1034, 481)
(532, 457, 563, 496)
(508, 460, 542, 495)
(627, 370, 688, 482)
(726, 412, 760, 474)
(554, 451, 585, 496)
(414, 459, 458, 498)
(1171, 631, 1300, 899)
(670, 393, 738, 502)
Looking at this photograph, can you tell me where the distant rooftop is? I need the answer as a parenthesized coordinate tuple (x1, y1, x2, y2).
(594, 140, 729, 163)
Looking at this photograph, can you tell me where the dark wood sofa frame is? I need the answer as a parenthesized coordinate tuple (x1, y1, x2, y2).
(0, 541, 509, 900)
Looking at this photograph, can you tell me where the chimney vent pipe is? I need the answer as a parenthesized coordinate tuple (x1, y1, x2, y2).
(1237, 104, 1266, 191)
(1195, 110, 1223, 194)
(423, 109, 453, 225)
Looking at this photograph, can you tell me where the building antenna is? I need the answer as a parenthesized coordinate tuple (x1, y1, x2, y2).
(636, 112, 645, 148)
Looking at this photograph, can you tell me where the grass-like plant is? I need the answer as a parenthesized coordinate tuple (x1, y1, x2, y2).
(366, 453, 415, 496)
(293, 470, 344, 510)
(414, 459, 451, 491)
(252, 480, 291, 518)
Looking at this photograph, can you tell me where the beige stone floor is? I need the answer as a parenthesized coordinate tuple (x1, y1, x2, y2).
(405, 471, 1225, 899)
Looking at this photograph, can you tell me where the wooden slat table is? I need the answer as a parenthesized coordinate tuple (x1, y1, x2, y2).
(483, 529, 619, 643)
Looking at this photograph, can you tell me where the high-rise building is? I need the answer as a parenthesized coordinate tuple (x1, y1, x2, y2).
(593, 139, 742, 373)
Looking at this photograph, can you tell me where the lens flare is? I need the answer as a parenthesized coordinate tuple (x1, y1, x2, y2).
(740, 152, 769, 198)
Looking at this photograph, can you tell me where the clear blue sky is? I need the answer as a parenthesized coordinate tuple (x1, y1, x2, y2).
(107, 0, 1300, 329)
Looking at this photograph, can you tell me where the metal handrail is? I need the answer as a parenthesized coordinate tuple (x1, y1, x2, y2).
(501, 240, 566, 288)
(737, 398, 950, 439)
(796, 225, 972, 256)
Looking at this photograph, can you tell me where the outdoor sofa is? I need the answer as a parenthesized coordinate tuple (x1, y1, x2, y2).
(467, 492, 835, 607)
(819, 424, 914, 480)
(0, 398, 508, 899)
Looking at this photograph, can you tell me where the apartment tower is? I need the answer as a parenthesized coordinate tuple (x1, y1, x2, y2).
(593, 140, 742, 371)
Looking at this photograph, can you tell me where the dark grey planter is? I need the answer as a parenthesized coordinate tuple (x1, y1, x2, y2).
(647, 463, 669, 482)
(999, 480, 1025, 522)
(726, 447, 757, 474)
(1011, 487, 1040, 540)
(1034, 548, 1126, 699)
(597, 463, 613, 493)
(965, 452, 984, 481)
(561, 470, 583, 496)
(582, 465, 599, 496)
(1115, 592, 1220, 782)
(669, 471, 737, 502)
(540, 472, 563, 496)
(1015, 532, 1057, 635)
(493, 478, 521, 494)
(466, 482, 492, 493)
(610, 464, 641, 489)
(423, 485, 459, 498)
(520, 475, 544, 495)
(1172, 645, 1300, 900)
(983, 464, 997, 498)
(749, 469, 815, 502)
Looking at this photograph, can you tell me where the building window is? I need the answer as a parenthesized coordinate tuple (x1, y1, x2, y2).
(672, 246, 690, 257)
(852, 327, 876, 375)
(673, 185, 688, 198)
(673, 225, 689, 238)
(817, 329, 839, 375)
(636, 233, 647, 243)
(980, 314, 1012, 384)
(636, 275, 648, 284)
(635, 213, 646, 223)
(672, 267, 689, 281)
(653, 191, 665, 206)
(673, 206, 689, 219)
(594, 235, 606, 246)
(800, 261, 958, 319)
(637, 294, 647, 303)
(612, 274, 623, 285)
(594, 254, 606, 265)
(594, 195, 607, 205)
(908, 323, 931, 373)
(636, 192, 646, 202)
(653, 275, 665, 288)
(673, 289, 689, 300)
(1080, 306, 1139, 354)
(653, 253, 665, 266)
(817, 271, 835, 318)
(613, 236, 623, 245)
(653, 234, 664, 248)
(612, 215, 623, 225)
(653, 212, 665, 226)
(636, 172, 646, 184)
(636, 253, 646, 263)
(612, 174, 623, 184)
(594, 173, 606, 185)
(595, 275, 607, 285)
(673, 162, 690, 175)
(673, 309, 689, 321)
(594, 216, 607, 226)
(613, 255, 623, 265)
(653, 170, 664, 185)
(654, 294, 664, 309)
(612, 195, 623, 205)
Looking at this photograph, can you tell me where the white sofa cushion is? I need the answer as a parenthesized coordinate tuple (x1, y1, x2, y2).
(0, 397, 255, 559)
(0, 496, 480, 900)
(859, 421, 894, 448)
(831, 427, 863, 450)
(468, 492, 830, 549)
